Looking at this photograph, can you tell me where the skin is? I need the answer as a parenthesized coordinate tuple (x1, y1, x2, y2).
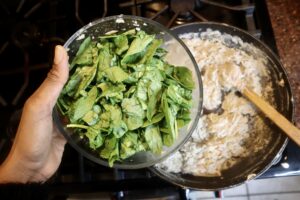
(0, 46, 69, 183)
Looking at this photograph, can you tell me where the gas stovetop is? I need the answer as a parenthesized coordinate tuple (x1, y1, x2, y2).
(0, 0, 299, 198)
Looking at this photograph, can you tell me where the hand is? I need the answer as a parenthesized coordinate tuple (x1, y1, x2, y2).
(0, 46, 69, 183)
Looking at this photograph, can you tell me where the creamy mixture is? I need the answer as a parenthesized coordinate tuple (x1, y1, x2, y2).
(156, 30, 273, 176)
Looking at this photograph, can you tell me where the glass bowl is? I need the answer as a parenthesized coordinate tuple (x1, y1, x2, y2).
(53, 15, 203, 169)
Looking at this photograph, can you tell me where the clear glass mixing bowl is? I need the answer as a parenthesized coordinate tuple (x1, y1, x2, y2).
(53, 15, 203, 169)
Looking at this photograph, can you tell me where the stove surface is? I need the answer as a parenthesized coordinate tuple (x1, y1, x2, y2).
(0, 0, 299, 198)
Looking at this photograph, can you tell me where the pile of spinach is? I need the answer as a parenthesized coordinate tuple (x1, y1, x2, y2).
(58, 29, 195, 167)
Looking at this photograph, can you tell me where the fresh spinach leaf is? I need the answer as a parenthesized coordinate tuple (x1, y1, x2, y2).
(173, 67, 195, 90)
(120, 132, 140, 160)
(70, 37, 94, 69)
(142, 112, 164, 127)
(113, 34, 129, 55)
(121, 31, 154, 65)
(100, 136, 119, 167)
(104, 67, 129, 83)
(97, 48, 111, 81)
(144, 125, 163, 154)
(166, 85, 192, 109)
(68, 86, 98, 122)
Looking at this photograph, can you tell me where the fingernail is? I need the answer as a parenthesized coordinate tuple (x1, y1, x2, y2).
(54, 45, 64, 65)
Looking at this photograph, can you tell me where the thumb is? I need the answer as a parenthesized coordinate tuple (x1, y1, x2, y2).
(30, 45, 69, 109)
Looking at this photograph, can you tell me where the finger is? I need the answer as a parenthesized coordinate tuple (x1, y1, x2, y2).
(31, 45, 69, 109)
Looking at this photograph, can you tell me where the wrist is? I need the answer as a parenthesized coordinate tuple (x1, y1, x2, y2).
(0, 147, 33, 183)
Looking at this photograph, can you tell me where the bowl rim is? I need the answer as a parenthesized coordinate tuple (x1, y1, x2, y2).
(54, 15, 203, 169)
(150, 21, 294, 190)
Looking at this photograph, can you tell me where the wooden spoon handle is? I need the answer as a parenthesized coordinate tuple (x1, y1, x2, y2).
(242, 88, 300, 146)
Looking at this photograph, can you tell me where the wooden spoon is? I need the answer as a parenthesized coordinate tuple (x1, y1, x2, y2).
(242, 87, 300, 146)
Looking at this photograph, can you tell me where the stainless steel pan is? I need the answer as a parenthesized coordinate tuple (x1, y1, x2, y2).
(150, 22, 294, 190)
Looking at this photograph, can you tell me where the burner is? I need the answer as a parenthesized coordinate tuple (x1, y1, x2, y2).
(167, 0, 207, 27)
(170, 0, 195, 20)
(11, 21, 41, 48)
(118, 0, 207, 27)
(75, 0, 108, 26)
(0, 0, 67, 106)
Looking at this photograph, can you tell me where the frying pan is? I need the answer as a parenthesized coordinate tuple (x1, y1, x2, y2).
(150, 22, 294, 190)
